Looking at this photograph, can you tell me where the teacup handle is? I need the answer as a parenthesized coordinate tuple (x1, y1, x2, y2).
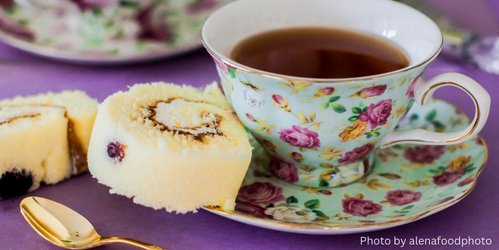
(380, 73, 490, 148)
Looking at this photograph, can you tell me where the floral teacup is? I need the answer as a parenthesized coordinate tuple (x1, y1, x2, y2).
(202, 0, 490, 187)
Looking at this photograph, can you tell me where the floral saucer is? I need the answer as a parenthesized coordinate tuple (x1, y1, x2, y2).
(203, 99, 488, 234)
(0, 0, 230, 64)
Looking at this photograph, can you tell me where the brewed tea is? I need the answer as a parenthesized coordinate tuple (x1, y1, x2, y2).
(231, 27, 409, 79)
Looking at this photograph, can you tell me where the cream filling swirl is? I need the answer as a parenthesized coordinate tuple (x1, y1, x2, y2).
(150, 99, 221, 136)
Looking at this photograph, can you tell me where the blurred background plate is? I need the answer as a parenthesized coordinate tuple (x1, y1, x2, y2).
(0, 0, 231, 64)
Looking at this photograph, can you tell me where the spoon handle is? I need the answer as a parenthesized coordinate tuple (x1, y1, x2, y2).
(100, 237, 167, 250)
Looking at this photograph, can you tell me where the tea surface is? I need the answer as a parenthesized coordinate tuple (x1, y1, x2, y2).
(231, 27, 409, 79)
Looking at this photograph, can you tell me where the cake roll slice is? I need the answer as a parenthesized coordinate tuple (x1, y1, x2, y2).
(0, 90, 98, 175)
(0, 106, 72, 199)
(88, 82, 252, 213)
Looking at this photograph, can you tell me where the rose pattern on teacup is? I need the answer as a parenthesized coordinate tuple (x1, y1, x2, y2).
(213, 56, 424, 187)
(204, 0, 489, 229)
(229, 100, 487, 226)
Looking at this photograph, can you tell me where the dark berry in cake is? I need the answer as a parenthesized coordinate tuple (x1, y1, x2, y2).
(0, 169, 33, 199)
(107, 141, 125, 162)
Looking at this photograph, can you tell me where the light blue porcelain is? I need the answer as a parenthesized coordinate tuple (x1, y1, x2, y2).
(203, 0, 490, 187)
(212, 58, 424, 187)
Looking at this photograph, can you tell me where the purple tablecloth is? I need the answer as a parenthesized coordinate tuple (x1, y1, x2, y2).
(1, 1, 498, 249)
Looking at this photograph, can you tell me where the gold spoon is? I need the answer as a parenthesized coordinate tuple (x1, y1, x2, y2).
(20, 196, 167, 250)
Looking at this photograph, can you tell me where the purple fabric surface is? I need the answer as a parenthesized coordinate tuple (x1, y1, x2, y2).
(1, 1, 498, 249)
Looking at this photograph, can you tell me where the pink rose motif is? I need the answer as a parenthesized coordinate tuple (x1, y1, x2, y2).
(433, 169, 465, 187)
(278, 125, 321, 148)
(137, 6, 173, 41)
(246, 113, 256, 122)
(352, 85, 387, 99)
(311, 87, 336, 98)
(212, 57, 236, 75)
(385, 189, 422, 206)
(268, 157, 299, 183)
(235, 202, 272, 218)
(363, 85, 387, 97)
(319, 87, 336, 95)
(359, 99, 393, 129)
(0, 15, 35, 40)
(188, 0, 217, 13)
(403, 145, 446, 164)
(0, 0, 14, 9)
(290, 152, 304, 163)
(338, 143, 375, 165)
(406, 76, 420, 98)
(237, 182, 285, 206)
(319, 190, 333, 195)
(271, 94, 291, 112)
(342, 197, 383, 217)
(457, 175, 475, 187)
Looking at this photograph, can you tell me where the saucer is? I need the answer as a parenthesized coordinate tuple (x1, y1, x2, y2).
(0, 28, 202, 65)
(0, 2, 210, 65)
(203, 99, 488, 234)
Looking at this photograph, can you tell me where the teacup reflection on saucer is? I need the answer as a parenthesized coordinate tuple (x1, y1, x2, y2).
(203, 99, 488, 234)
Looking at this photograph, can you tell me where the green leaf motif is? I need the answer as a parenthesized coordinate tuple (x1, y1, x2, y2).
(402, 205, 414, 211)
(286, 196, 299, 204)
(312, 210, 326, 217)
(348, 116, 359, 122)
(352, 107, 362, 114)
(406, 100, 415, 111)
(465, 164, 477, 173)
(410, 114, 419, 121)
(431, 120, 445, 129)
(329, 96, 340, 103)
(304, 199, 321, 209)
(228, 67, 237, 78)
(331, 104, 346, 113)
(425, 110, 437, 121)
(362, 106, 368, 112)
(429, 166, 446, 175)
(321, 102, 329, 110)
(319, 180, 329, 187)
(120, 1, 139, 8)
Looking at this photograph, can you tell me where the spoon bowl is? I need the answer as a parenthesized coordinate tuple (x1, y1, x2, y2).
(20, 196, 166, 250)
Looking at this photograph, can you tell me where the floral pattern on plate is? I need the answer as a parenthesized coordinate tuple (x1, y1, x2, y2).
(0, 0, 232, 62)
(203, 99, 488, 234)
